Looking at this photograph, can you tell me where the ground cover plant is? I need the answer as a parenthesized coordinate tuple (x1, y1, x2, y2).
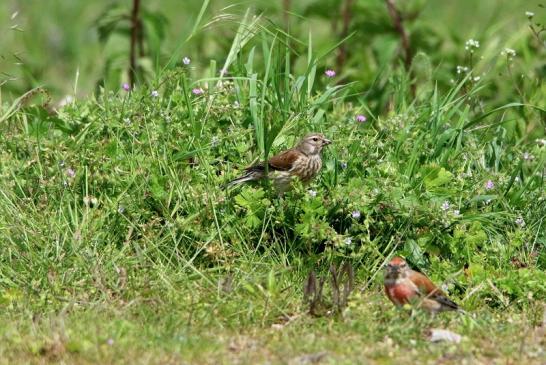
(0, 1, 545, 364)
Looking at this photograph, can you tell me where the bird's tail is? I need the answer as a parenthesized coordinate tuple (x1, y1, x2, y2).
(434, 295, 461, 312)
(223, 171, 261, 189)
(442, 298, 469, 315)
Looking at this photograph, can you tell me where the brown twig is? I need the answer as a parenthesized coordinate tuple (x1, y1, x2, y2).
(529, 24, 546, 51)
(336, 0, 354, 70)
(129, 0, 141, 88)
(385, 0, 411, 70)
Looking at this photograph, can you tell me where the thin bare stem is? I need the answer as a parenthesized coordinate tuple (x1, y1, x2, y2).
(529, 24, 546, 51)
(282, 0, 291, 29)
(336, 0, 354, 70)
(129, 0, 141, 87)
(385, 0, 411, 70)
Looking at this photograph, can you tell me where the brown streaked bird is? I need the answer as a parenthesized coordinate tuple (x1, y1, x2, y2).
(384, 256, 461, 314)
(225, 133, 331, 193)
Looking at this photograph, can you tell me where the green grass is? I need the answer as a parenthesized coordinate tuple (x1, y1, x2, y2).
(0, 1, 545, 364)
(1, 286, 544, 364)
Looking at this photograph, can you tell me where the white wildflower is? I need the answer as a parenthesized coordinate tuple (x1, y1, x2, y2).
(465, 39, 480, 52)
(58, 95, 74, 107)
(501, 48, 516, 58)
(523, 152, 534, 160)
(456, 65, 469, 74)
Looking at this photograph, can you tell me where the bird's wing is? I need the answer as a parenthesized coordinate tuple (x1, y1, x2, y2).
(409, 270, 445, 297)
(247, 149, 302, 172)
(268, 149, 302, 171)
(410, 270, 459, 310)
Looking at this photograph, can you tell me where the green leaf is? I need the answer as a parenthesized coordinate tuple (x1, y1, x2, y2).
(403, 239, 426, 266)
(93, 5, 127, 44)
(422, 165, 453, 189)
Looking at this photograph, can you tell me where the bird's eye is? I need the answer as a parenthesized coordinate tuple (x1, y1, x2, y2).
(312, 137, 319, 141)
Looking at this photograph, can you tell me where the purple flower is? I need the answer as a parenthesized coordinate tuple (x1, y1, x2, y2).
(324, 69, 336, 78)
(308, 190, 317, 197)
(485, 180, 495, 190)
(515, 217, 525, 227)
(351, 210, 361, 219)
(192, 88, 204, 95)
(344, 237, 353, 246)
(452, 209, 461, 218)
(122, 83, 130, 92)
(355, 114, 367, 123)
(151, 90, 159, 97)
(182, 57, 191, 65)
(106, 338, 114, 346)
(441, 201, 450, 211)
(66, 168, 76, 178)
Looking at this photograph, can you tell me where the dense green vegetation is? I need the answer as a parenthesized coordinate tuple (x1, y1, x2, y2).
(0, 1, 544, 364)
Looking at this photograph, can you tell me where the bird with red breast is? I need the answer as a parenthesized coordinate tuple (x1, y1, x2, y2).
(225, 133, 331, 193)
(384, 256, 462, 313)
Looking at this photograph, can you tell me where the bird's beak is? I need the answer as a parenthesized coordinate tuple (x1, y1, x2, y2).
(322, 138, 332, 146)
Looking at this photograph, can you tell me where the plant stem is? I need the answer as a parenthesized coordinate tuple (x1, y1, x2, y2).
(385, 0, 411, 70)
(282, 0, 291, 29)
(129, 0, 141, 88)
(336, 0, 354, 71)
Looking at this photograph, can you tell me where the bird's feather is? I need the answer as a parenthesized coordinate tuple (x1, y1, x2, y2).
(247, 149, 302, 173)
(409, 270, 445, 297)
(429, 295, 460, 311)
(410, 270, 460, 311)
(224, 170, 263, 188)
